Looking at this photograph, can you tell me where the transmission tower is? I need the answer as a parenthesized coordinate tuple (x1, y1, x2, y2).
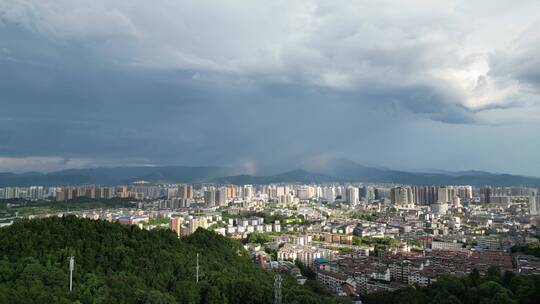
(196, 253, 199, 283)
(69, 256, 75, 292)
(274, 274, 282, 304)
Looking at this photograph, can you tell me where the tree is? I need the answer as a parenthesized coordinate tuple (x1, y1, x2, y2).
(486, 266, 502, 283)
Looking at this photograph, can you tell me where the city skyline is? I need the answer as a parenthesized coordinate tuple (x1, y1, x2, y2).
(3, 2, 540, 303)
(2, 1, 540, 175)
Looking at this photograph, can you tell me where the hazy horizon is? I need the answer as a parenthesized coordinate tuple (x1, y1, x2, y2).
(1, 157, 537, 179)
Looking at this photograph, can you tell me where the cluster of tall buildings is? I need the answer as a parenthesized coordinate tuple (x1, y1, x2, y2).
(264, 185, 378, 205)
(0, 186, 57, 200)
(479, 186, 538, 204)
(203, 189, 226, 207)
(162, 184, 258, 208)
(389, 185, 473, 206)
(4, 181, 540, 220)
(0, 184, 188, 202)
(160, 184, 540, 211)
(55, 186, 131, 201)
(259, 184, 474, 206)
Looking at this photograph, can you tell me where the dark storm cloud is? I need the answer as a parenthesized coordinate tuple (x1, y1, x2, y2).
(0, 56, 472, 160)
(1, 1, 540, 175)
(489, 22, 540, 94)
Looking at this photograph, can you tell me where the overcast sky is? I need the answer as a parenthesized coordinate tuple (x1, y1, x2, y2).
(1, 1, 540, 175)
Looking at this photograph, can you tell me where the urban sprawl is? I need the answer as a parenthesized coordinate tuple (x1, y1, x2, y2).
(2, 182, 540, 298)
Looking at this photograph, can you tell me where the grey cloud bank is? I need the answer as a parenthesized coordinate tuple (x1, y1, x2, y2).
(1, 1, 540, 175)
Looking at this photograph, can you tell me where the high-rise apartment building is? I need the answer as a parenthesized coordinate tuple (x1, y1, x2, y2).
(204, 190, 216, 207)
(216, 189, 226, 206)
(345, 187, 359, 205)
(390, 187, 413, 205)
(178, 184, 193, 199)
(243, 185, 253, 201)
(169, 217, 183, 237)
(188, 217, 208, 234)
(530, 196, 540, 216)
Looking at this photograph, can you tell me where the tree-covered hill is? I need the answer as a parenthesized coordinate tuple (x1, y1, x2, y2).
(0, 216, 345, 304)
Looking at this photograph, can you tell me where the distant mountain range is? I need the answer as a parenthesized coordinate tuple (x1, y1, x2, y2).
(0, 166, 238, 187)
(209, 169, 336, 185)
(1, 159, 539, 187)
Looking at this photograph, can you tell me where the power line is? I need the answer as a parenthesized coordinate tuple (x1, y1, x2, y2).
(274, 274, 282, 304)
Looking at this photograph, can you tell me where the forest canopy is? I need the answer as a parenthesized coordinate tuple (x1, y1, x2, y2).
(0, 216, 343, 304)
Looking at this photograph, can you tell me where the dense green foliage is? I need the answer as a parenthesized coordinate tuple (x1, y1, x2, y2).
(364, 268, 540, 304)
(0, 198, 30, 208)
(406, 240, 423, 247)
(352, 236, 400, 254)
(221, 211, 309, 226)
(295, 261, 316, 280)
(0, 216, 346, 304)
(0, 197, 136, 216)
(512, 242, 540, 257)
(352, 236, 399, 246)
(145, 217, 170, 226)
(350, 212, 381, 222)
(247, 232, 274, 245)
